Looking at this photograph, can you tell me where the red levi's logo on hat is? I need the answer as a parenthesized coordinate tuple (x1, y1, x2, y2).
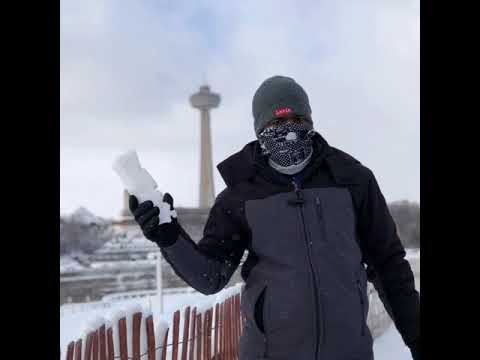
(274, 107, 292, 117)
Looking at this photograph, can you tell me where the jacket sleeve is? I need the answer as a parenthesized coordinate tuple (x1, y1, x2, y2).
(159, 192, 248, 295)
(357, 170, 420, 348)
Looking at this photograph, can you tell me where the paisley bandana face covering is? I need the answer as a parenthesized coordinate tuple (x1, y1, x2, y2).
(258, 121, 315, 175)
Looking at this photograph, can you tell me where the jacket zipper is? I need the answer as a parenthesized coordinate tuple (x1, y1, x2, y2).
(356, 278, 366, 336)
(292, 180, 321, 358)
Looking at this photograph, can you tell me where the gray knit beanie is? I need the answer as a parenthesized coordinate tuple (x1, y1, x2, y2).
(252, 76, 312, 137)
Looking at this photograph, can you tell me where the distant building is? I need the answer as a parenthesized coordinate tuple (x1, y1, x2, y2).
(60, 206, 246, 304)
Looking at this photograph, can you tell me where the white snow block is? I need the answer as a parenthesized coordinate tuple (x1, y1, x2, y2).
(112, 150, 176, 223)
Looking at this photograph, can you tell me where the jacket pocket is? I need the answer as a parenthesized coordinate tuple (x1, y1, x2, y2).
(254, 287, 266, 334)
(241, 282, 268, 337)
(240, 282, 268, 359)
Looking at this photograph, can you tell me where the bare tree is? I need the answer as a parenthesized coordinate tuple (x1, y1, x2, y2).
(389, 200, 420, 248)
(60, 208, 114, 255)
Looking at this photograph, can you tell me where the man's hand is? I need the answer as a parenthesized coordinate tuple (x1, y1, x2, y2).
(129, 193, 180, 247)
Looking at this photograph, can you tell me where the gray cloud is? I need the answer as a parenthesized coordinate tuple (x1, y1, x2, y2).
(61, 0, 419, 217)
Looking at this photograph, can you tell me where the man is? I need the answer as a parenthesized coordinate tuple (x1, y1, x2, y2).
(129, 76, 420, 360)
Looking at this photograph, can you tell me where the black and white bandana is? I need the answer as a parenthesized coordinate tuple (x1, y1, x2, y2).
(258, 121, 315, 175)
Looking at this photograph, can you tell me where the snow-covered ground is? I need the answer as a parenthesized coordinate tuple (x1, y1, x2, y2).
(405, 247, 420, 260)
(373, 323, 412, 359)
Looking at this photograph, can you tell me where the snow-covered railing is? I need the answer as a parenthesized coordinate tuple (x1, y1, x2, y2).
(60, 288, 200, 318)
(101, 287, 198, 303)
(61, 284, 244, 360)
(60, 301, 113, 318)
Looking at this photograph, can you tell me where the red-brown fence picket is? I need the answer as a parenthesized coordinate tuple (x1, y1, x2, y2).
(63, 285, 244, 360)
(172, 310, 180, 360)
(181, 307, 191, 360)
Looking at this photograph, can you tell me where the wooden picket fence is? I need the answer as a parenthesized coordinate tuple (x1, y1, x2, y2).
(62, 293, 244, 360)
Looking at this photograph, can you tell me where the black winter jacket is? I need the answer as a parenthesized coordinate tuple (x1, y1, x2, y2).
(160, 133, 420, 360)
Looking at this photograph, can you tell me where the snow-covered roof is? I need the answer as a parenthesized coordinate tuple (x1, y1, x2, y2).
(89, 259, 157, 269)
(60, 255, 86, 274)
(94, 230, 158, 254)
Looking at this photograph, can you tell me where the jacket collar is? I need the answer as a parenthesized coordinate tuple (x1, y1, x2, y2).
(216, 132, 361, 188)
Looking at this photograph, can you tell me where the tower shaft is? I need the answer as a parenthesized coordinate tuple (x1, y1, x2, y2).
(121, 189, 131, 217)
(199, 109, 215, 208)
(190, 84, 220, 209)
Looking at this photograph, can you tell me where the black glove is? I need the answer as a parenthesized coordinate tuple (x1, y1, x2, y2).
(129, 193, 180, 247)
(409, 338, 420, 360)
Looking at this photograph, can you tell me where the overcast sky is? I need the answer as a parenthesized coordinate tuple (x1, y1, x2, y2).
(60, 0, 419, 218)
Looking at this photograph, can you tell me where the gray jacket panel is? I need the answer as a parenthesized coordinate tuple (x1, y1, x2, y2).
(241, 187, 373, 360)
